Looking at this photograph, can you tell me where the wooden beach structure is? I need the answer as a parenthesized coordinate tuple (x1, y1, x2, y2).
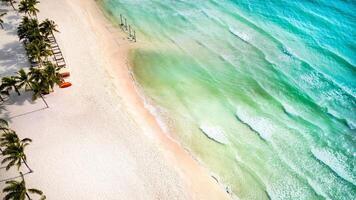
(48, 32, 66, 68)
(119, 14, 137, 42)
(47, 32, 72, 88)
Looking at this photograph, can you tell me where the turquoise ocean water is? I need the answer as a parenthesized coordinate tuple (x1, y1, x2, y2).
(101, 0, 356, 199)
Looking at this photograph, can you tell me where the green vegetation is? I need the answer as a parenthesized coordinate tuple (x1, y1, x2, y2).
(1, 134, 33, 172)
(39, 19, 58, 36)
(1, 0, 62, 105)
(0, 1, 64, 199)
(17, 16, 59, 67)
(18, 0, 40, 18)
(0, 118, 46, 199)
(1, 76, 21, 96)
(0, 62, 61, 107)
(3, 172, 46, 200)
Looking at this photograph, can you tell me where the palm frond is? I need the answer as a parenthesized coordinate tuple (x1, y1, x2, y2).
(21, 138, 32, 143)
(0, 118, 8, 127)
(5, 159, 17, 171)
(28, 188, 43, 195)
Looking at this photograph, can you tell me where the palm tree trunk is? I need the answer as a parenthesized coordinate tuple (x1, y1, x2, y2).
(14, 86, 21, 96)
(27, 83, 49, 108)
(23, 159, 33, 173)
(26, 192, 32, 200)
(40, 93, 49, 108)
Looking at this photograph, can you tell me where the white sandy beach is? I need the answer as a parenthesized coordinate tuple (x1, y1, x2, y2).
(0, 0, 230, 199)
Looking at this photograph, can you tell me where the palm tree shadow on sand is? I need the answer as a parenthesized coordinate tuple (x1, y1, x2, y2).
(0, 41, 29, 77)
(0, 90, 48, 122)
(2, 11, 21, 36)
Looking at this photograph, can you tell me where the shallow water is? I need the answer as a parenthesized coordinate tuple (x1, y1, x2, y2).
(102, 0, 356, 199)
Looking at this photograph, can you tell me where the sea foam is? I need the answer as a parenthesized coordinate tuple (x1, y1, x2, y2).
(311, 148, 355, 185)
(199, 125, 229, 145)
(235, 107, 274, 141)
(228, 26, 250, 43)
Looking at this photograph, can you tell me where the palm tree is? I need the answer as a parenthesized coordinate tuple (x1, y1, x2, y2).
(42, 62, 61, 92)
(1, 0, 17, 10)
(18, 16, 41, 43)
(29, 63, 61, 92)
(28, 62, 61, 104)
(29, 81, 46, 101)
(18, 0, 40, 18)
(25, 38, 52, 66)
(1, 76, 21, 96)
(16, 68, 49, 108)
(39, 19, 58, 37)
(28, 67, 42, 82)
(3, 172, 46, 200)
(0, 12, 6, 29)
(1, 136, 33, 172)
(0, 118, 9, 131)
(18, 16, 36, 40)
(28, 68, 49, 108)
(0, 130, 19, 147)
(16, 68, 32, 91)
(0, 118, 11, 152)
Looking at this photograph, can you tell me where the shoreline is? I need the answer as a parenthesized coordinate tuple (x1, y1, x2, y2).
(88, 1, 231, 199)
(1, 0, 230, 199)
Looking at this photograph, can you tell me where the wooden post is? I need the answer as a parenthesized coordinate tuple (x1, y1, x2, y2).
(120, 14, 123, 26)
(133, 30, 136, 42)
(41, 94, 49, 108)
(124, 18, 128, 31)
(128, 25, 132, 38)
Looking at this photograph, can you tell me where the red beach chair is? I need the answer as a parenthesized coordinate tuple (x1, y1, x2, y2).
(60, 82, 72, 88)
(60, 72, 70, 78)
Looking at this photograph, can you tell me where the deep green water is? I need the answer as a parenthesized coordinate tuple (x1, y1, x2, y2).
(102, 0, 356, 199)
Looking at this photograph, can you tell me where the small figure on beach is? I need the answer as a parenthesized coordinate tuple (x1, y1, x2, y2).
(226, 186, 231, 195)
